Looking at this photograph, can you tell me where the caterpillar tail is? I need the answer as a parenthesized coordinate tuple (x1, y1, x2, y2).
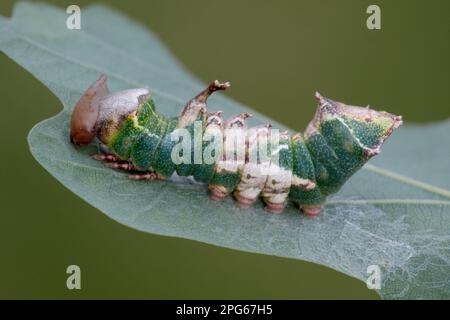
(70, 74, 402, 217)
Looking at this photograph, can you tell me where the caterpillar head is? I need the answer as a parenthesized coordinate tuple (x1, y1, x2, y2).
(70, 74, 109, 146)
(70, 74, 150, 146)
(307, 92, 403, 158)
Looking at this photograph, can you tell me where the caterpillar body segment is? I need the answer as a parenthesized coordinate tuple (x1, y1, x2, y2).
(208, 112, 251, 201)
(233, 124, 272, 208)
(70, 75, 402, 217)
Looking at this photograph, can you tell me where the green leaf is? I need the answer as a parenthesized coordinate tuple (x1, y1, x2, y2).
(1, 2, 449, 299)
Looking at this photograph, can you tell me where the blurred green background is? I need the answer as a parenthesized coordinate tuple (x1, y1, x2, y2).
(0, 0, 448, 299)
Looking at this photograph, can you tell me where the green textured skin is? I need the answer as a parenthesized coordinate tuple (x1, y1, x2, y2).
(210, 170, 241, 194)
(175, 115, 202, 177)
(192, 131, 218, 183)
(290, 134, 326, 206)
(105, 97, 396, 208)
(151, 118, 178, 177)
(108, 116, 142, 160)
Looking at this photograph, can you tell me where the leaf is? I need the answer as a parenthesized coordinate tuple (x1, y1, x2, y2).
(1, 2, 449, 299)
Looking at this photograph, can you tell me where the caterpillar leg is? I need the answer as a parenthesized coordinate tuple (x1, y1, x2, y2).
(128, 172, 158, 180)
(93, 153, 161, 180)
(264, 202, 286, 215)
(104, 162, 137, 171)
(209, 186, 227, 201)
(104, 160, 163, 181)
(301, 206, 322, 217)
(91, 153, 120, 162)
(92, 152, 139, 171)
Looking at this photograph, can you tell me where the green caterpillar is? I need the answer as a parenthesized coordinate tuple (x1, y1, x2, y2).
(70, 74, 402, 216)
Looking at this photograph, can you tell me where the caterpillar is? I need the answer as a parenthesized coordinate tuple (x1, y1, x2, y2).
(70, 74, 402, 216)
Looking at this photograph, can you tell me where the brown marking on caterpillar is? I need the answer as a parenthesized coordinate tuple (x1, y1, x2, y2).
(70, 74, 109, 146)
(178, 80, 229, 128)
(291, 175, 316, 190)
(206, 111, 223, 126)
(225, 112, 252, 128)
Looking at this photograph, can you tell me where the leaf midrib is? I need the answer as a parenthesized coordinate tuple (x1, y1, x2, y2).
(328, 199, 450, 206)
(363, 164, 450, 199)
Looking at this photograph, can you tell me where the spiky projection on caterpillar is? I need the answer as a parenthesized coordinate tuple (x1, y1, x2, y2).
(70, 75, 402, 216)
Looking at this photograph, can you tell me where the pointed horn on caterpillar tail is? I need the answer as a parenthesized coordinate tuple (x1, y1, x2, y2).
(308, 92, 402, 158)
